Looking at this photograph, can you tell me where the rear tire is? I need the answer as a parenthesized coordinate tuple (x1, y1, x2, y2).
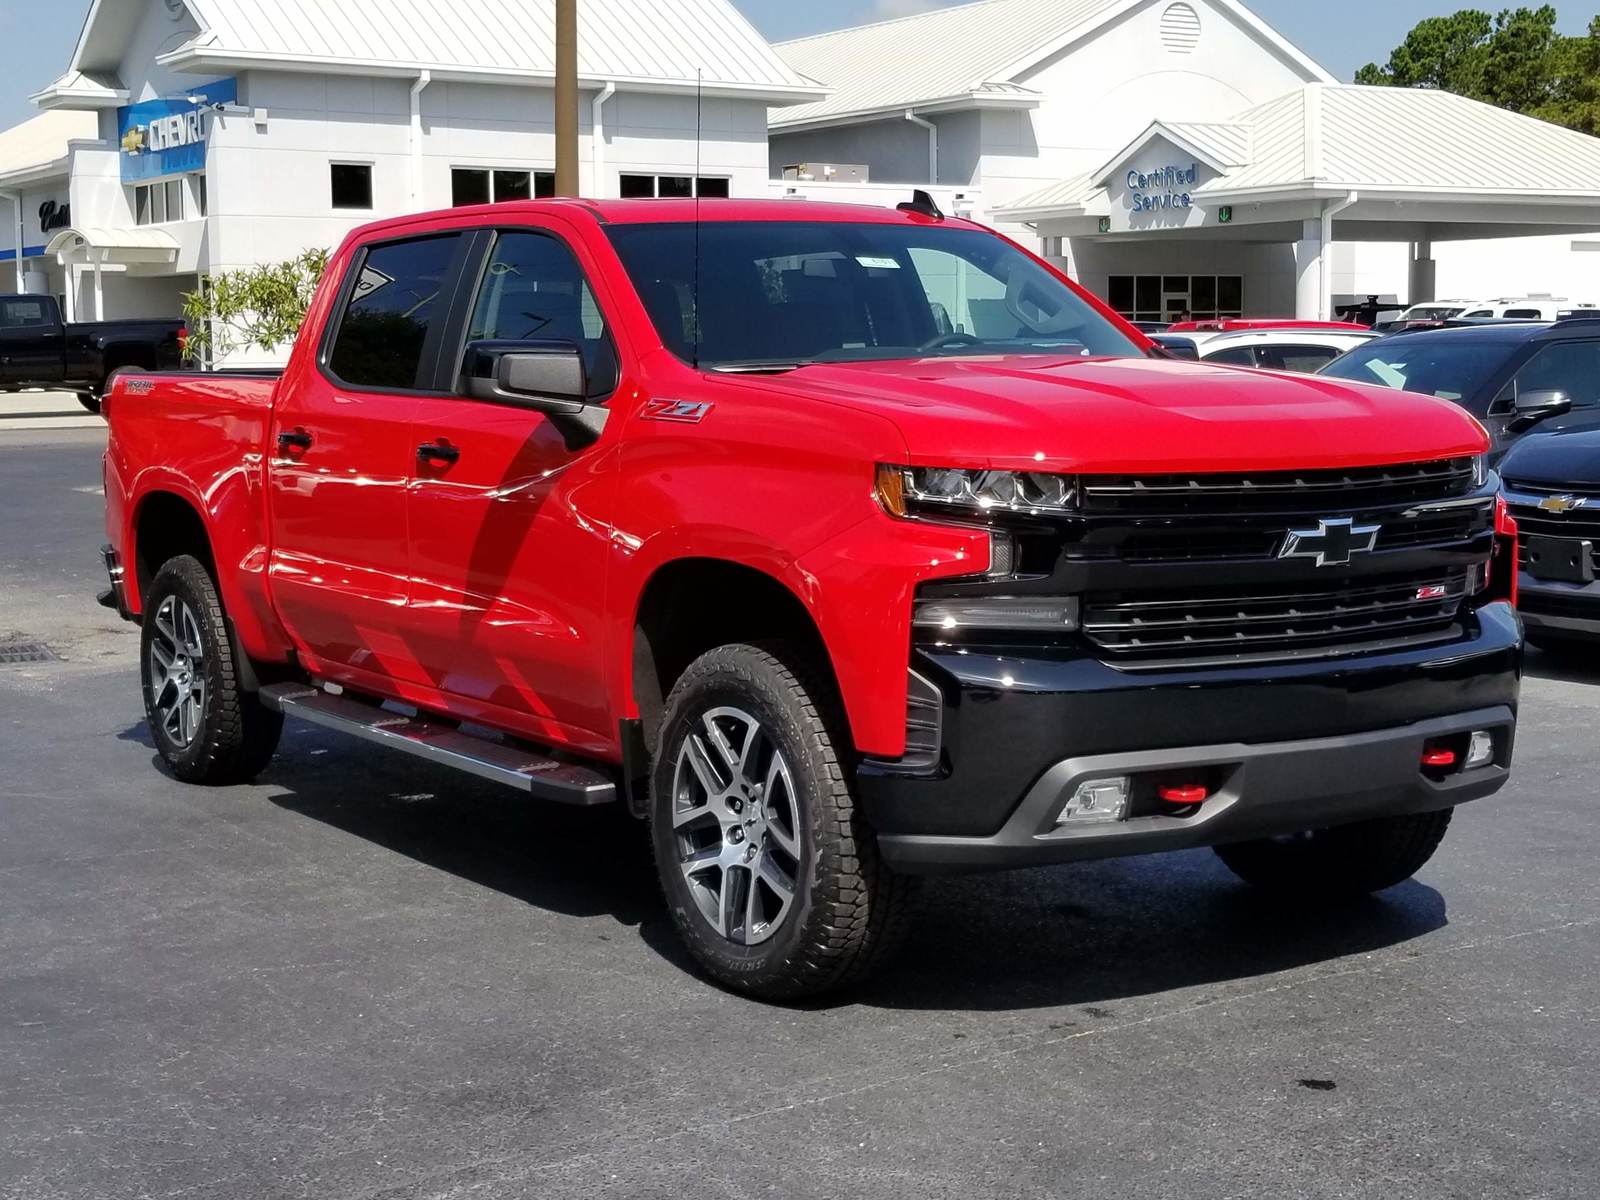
(1215, 809, 1454, 897)
(649, 643, 917, 1000)
(77, 393, 102, 415)
(140, 555, 283, 785)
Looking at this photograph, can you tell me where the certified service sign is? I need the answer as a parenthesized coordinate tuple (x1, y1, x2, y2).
(117, 78, 236, 183)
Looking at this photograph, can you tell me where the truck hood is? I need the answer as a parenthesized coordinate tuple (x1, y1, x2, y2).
(1500, 419, 1600, 490)
(743, 354, 1489, 473)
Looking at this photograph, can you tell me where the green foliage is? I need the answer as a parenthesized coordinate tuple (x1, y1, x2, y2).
(181, 248, 331, 361)
(1355, 7, 1600, 134)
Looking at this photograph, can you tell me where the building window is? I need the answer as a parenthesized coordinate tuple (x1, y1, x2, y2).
(619, 174, 730, 199)
(194, 174, 208, 218)
(1108, 274, 1242, 322)
(331, 163, 374, 211)
(133, 180, 186, 226)
(451, 168, 555, 207)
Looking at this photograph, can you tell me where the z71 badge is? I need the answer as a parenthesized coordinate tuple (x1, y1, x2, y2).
(643, 399, 713, 423)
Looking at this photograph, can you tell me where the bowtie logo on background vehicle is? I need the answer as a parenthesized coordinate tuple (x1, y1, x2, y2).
(1537, 494, 1586, 514)
(1279, 517, 1382, 567)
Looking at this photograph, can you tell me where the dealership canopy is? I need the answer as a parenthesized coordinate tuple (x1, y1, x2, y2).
(996, 83, 1600, 318)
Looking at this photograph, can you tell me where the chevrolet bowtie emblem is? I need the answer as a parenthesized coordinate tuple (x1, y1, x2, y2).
(1279, 517, 1382, 567)
(1538, 494, 1586, 514)
(121, 126, 147, 155)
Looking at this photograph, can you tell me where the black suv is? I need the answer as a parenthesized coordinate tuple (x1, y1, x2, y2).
(1321, 319, 1600, 461)
(1500, 422, 1600, 649)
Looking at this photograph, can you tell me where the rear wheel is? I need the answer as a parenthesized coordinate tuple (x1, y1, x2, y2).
(650, 643, 916, 999)
(77, 393, 102, 415)
(140, 555, 283, 785)
(1214, 809, 1454, 897)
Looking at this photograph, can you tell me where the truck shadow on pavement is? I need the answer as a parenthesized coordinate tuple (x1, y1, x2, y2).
(1523, 644, 1600, 685)
(119, 719, 1449, 1012)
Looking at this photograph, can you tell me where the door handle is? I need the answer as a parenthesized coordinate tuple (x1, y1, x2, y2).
(277, 428, 313, 455)
(417, 441, 461, 465)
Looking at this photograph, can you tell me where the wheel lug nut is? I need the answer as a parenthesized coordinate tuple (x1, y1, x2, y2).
(728, 827, 745, 845)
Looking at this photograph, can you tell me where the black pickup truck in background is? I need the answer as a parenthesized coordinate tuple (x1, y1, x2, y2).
(0, 294, 187, 414)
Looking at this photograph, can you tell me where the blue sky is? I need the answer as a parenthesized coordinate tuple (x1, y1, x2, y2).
(1, 1, 1594, 128)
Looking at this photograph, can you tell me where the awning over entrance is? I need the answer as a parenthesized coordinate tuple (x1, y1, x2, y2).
(46, 226, 181, 321)
(998, 84, 1600, 319)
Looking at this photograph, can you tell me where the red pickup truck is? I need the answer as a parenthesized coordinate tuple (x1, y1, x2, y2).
(102, 197, 1522, 998)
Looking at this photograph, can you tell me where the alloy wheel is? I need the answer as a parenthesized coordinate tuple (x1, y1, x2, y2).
(147, 595, 207, 749)
(670, 706, 803, 946)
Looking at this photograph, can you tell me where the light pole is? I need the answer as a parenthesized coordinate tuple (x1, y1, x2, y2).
(554, 0, 580, 196)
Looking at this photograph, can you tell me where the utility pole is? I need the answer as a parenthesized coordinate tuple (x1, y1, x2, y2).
(554, 0, 580, 196)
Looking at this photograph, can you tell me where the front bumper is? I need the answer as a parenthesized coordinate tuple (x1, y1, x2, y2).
(1518, 573, 1600, 641)
(861, 602, 1522, 874)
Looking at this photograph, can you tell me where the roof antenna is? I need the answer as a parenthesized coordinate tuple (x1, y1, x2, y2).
(898, 189, 944, 219)
(692, 68, 704, 369)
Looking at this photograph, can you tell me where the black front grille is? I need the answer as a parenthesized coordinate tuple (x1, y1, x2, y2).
(1504, 489, 1600, 542)
(1082, 571, 1471, 667)
(1082, 457, 1479, 516)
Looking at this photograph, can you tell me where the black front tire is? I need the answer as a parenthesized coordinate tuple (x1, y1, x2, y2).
(140, 555, 283, 785)
(650, 643, 917, 1000)
(1215, 809, 1454, 897)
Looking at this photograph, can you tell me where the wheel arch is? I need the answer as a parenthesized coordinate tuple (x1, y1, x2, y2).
(629, 556, 845, 755)
(130, 487, 216, 606)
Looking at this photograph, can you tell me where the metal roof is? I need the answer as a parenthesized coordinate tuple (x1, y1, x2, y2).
(0, 111, 99, 184)
(1002, 83, 1600, 216)
(40, 0, 824, 107)
(772, 0, 1332, 130)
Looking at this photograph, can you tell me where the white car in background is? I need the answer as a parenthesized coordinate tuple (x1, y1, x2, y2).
(1155, 325, 1379, 373)
(1395, 300, 1477, 323)
(1456, 297, 1599, 321)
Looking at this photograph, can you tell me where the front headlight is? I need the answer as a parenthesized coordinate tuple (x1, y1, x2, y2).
(877, 465, 1079, 518)
(1471, 454, 1489, 488)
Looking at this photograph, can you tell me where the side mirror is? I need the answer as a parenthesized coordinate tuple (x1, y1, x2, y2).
(458, 339, 608, 447)
(1509, 388, 1572, 432)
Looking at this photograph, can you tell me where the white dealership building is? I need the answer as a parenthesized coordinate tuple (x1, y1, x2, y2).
(2, 0, 1600, 329)
(4, 0, 818, 325)
(771, 0, 1600, 322)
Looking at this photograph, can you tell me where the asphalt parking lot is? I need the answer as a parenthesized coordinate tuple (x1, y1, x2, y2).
(4, 423, 1600, 1200)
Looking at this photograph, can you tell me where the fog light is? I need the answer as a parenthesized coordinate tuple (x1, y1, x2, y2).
(1466, 731, 1495, 770)
(913, 596, 1081, 633)
(1058, 777, 1129, 826)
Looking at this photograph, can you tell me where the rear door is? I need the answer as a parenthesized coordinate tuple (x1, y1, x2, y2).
(266, 231, 473, 687)
(401, 222, 626, 749)
(0, 296, 66, 385)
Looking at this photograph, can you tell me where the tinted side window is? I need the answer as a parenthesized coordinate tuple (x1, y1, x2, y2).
(328, 235, 462, 390)
(1, 299, 51, 327)
(464, 231, 619, 398)
(1204, 346, 1255, 366)
(1509, 340, 1600, 409)
(1503, 308, 1543, 319)
(1265, 345, 1340, 373)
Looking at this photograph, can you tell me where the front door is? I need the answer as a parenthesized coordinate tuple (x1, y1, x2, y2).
(403, 224, 626, 752)
(266, 230, 470, 688)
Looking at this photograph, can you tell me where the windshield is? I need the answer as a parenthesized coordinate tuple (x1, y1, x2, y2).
(1319, 338, 1515, 402)
(605, 220, 1142, 369)
(1403, 305, 1467, 321)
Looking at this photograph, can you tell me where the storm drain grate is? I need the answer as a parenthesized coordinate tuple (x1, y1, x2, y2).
(0, 640, 57, 665)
